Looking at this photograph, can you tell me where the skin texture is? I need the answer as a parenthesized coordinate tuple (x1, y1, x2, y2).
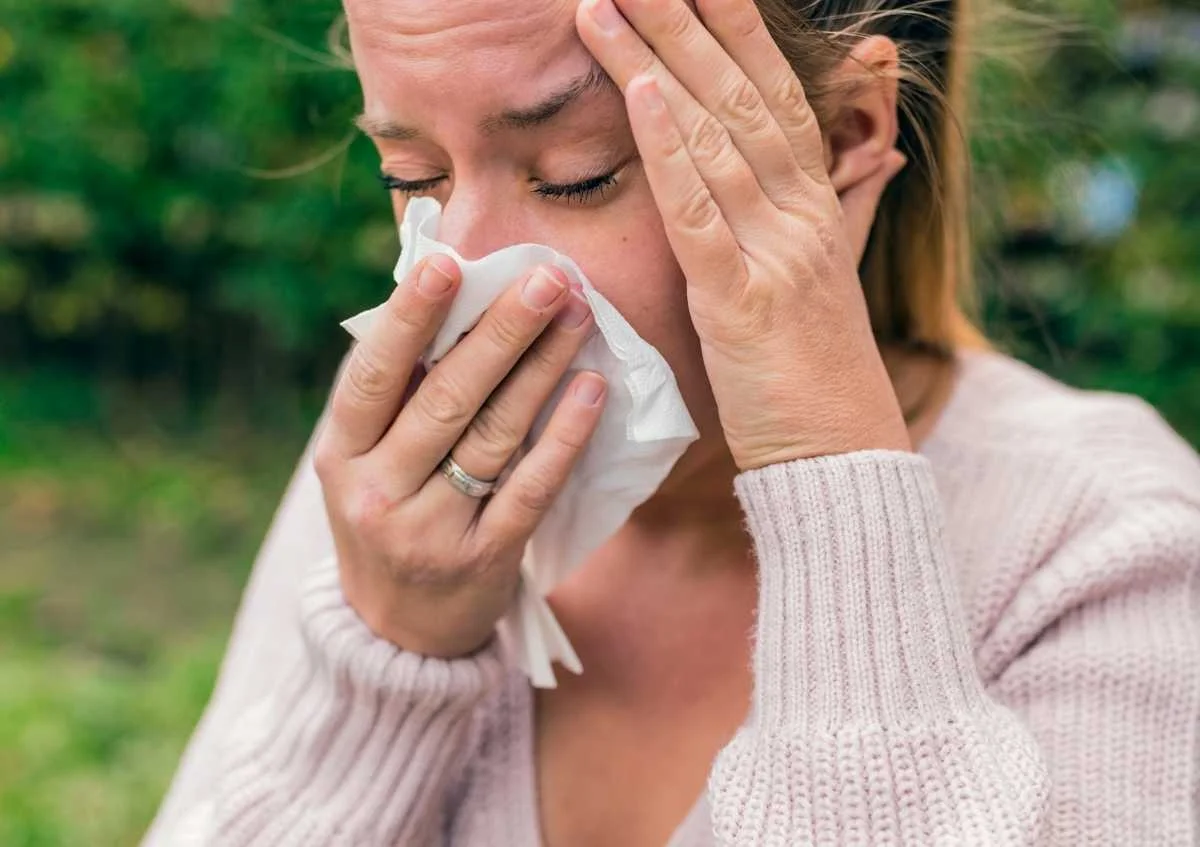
(328, 0, 917, 843)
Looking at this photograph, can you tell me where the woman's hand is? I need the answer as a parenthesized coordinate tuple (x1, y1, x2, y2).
(314, 255, 605, 658)
(577, 0, 911, 470)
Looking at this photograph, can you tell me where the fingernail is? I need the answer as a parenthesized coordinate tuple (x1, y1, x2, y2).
(521, 266, 568, 310)
(587, 0, 625, 33)
(416, 256, 456, 297)
(573, 373, 606, 406)
(555, 291, 592, 329)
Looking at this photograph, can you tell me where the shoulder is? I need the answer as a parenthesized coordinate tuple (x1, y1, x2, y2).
(923, 351, 1200, 663)
(926, 349, 1200, 510)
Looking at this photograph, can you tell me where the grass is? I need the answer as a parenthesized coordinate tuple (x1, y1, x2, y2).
(0, 417, 307, 846)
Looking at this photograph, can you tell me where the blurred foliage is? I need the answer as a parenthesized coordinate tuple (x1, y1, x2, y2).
(0, 0, 385, 424)
(970, 1, 1200, 442)
(0, 418, 298, 846)
(0, 0, 1198, 844)
(1, 0, 1198, 441)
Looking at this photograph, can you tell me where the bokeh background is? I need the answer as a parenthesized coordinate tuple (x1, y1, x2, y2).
(1, 0, 1198, 843)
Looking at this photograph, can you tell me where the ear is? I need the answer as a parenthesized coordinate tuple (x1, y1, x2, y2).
(822, 36, 907, 260)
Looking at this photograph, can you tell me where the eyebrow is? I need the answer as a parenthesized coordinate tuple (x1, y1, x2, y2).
(353, 62, 618, 141)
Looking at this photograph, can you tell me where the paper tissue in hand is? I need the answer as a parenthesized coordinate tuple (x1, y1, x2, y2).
(341, 197, 699, 687)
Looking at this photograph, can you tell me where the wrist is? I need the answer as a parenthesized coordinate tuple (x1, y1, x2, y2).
(731, 405, 910, 470)
(340, 563, 513, 659)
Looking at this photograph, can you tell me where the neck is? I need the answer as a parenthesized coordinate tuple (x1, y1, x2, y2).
(544, 436, 758, 695)
(622, 436, 751, 572)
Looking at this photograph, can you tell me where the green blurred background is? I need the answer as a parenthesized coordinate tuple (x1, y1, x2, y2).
(1, 0, 1197, 843)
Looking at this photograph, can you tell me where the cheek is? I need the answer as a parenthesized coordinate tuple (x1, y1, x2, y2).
(562, 185, 719, 419)
(563, 185, 692, 359)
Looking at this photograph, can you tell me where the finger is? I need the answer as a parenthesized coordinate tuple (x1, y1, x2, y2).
(326, 255, 461, 457)
(577, 0, 767, 230)
(476, 371, 607, 545)
(378, 265, 571, 489)
(694, 0, 829, 184)
(582, 0, 801, 207)
(625, 75, 747, 299)
(426, 289, 594, 514)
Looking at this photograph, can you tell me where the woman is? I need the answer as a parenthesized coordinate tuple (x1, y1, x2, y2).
(147, 0, 1200, 844)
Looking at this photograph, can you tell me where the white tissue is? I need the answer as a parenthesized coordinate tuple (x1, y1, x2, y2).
(341, 198, 699, 687)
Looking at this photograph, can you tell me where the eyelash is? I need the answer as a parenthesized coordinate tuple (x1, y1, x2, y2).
(378, 168, 621, 206)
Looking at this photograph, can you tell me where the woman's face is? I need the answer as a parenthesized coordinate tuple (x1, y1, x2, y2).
(346, 0, 724, 437)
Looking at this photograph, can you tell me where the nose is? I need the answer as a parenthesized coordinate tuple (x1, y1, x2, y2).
(433, 186, 523, 261)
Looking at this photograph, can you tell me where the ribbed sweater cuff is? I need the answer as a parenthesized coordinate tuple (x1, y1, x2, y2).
(296, 556, 506, 700)
(735, 451, 986, 732)
(213, 556, 506, 845)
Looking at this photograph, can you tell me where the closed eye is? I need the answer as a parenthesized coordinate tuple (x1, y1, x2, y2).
(378, 173, 445, 195)
(378, 161, 630, 206)
(533, 171, 619, 204)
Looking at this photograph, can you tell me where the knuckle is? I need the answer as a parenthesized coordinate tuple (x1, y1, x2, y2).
(417, 375, 474, 429)
(465, 402, 524, 463)
(513, 466, 559, 515)
(707, 147, 750, 190)
(659, 121, 690, 163)
(345, 349, 393, 406)
(776, 78, 820, 142)
(677, 186, 721, 234)
(312, 433, 342, 482)
(521, 336, 567, 376)
(486, 311, 533, 353)
(723, 76, 767, 130)
(688, 114, 731, 161)
(729, 0, 762, 38)
(552, 418, 591, 454)
(774, 73, 808, 112)
(661, 3, 694, 41)
(382, 287, 428, 333)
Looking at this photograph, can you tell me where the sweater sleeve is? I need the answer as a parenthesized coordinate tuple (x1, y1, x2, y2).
(709, 451, 1050, 845)
(167, 555, 507, 846)
(981, 483, 1200, 844)
(710, 448, 1200, 845)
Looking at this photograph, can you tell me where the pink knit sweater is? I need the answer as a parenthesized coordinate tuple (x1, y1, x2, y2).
(146, 351, 1200, 846)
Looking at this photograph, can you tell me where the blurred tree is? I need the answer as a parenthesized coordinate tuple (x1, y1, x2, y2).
(976, 1, 1200, 442)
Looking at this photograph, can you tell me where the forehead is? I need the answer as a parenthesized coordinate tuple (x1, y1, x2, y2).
(346, 0, 582, 93)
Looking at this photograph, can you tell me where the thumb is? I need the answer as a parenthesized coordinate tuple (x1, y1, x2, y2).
(839, 149, 908, 260)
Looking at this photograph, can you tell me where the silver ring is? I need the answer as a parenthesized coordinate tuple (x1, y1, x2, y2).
(438, 456, 498, 499)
